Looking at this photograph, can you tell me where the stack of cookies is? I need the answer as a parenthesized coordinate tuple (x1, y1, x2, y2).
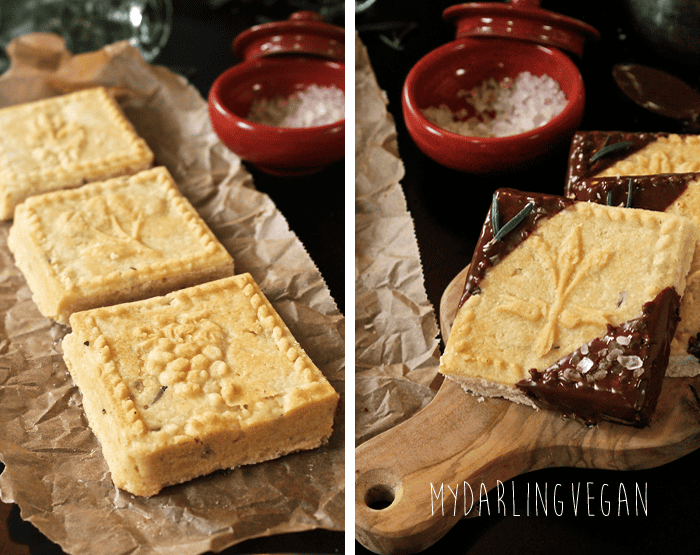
(566, 131, 700, 378)
(440, 131, 700, 428)
(3, 87, 338, 496)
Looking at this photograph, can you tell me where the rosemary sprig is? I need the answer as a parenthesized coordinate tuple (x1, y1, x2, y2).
(492, 198, 534, 242)
(145, 386, 167, 409)
(590, 140, 635, 163)
(626, 177, 634, 208)
(606, 189, 614, 206)
(605, 178, 635, 207)
(491, 193, 501, 236)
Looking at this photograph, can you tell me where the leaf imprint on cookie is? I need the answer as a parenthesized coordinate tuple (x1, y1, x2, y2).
(494, 225, 614, 357)
(27, 110, 87, 164)
(68, 193, 163, 259)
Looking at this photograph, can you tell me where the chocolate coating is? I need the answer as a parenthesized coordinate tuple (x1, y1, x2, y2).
(567, 171, 700, 360)
(565, 130, 665, 190)
(566, 172, 694, 210)
(517, 287, 681, 428)
(459, 188, 573, 308)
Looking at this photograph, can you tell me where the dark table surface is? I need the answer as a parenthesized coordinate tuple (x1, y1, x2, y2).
(0, 1, 345, 554)
(356, 0, 700, 554)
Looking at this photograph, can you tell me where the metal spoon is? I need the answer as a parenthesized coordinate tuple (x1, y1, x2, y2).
(612, 63, 700, 126)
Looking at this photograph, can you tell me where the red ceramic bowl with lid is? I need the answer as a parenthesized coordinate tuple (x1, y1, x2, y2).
(208, 11, 344, 176)
(402, 0, 598, 174)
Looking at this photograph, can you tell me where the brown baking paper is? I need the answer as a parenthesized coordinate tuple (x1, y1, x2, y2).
(355, 34, 441, 446)
(0, 33, 344, 555)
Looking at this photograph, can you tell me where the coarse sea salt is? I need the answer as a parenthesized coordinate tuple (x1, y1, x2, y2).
(246, 84, 345, 128)
(421, 71, 567, 138)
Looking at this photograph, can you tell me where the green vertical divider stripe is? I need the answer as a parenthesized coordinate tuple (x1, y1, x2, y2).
(345, 2, 355, 555)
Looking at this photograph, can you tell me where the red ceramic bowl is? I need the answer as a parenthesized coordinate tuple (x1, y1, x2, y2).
(208, 56, 345, 176)
(402, 37, 585, 173)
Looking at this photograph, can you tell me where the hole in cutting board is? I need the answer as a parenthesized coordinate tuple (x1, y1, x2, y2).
(364, 484, 396, 510)
(356, 468, 402, 511)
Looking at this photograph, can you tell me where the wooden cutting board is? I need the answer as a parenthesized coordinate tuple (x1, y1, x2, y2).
(355, 265, 700, 555)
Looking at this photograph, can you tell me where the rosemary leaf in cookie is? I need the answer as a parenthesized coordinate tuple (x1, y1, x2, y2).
(590, 140, 635, 163)
(626, 178, 634, 208)
(491, 193, 501, 236)
(494, 201, 534, 242)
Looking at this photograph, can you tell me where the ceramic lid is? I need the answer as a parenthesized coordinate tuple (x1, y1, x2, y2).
(443, 0, 599, 57)
(233, 11, 344, 62)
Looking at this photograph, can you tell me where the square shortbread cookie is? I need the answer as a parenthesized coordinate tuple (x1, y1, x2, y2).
(8, 166, 233, 324)
(0, 86, 153, 219)
(440, 188, 696, 427)
(61, 273, 339, 497)
(565, 131, 700, 191)
(567, 172, 700, 377)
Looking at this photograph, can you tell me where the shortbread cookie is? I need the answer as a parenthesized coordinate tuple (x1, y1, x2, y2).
(62, 273, 339, 497)
(0, 86, 153, 219)
(440, 188, 695, 427)
(567, 172, 700, 377)
(8, 166, 233, 324)
(565, 131, 700, 191)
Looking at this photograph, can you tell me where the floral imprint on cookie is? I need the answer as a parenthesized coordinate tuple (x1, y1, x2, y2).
(133, 313, 241, 409)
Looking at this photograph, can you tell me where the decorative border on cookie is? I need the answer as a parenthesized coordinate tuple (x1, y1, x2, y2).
(573, 202, 687, 301)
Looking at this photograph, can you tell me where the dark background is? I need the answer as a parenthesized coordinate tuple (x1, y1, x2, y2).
(0, 0, 345, 554)
(356, 0, 700, 554)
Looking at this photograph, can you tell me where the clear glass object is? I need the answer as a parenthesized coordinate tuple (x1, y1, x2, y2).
(355, 0, 378, 13)
(0, 0, 173, 72)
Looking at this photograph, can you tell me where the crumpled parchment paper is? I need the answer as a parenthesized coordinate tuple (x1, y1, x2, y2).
(0, 33, 344, 555)
(355, 34, 441, 446)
